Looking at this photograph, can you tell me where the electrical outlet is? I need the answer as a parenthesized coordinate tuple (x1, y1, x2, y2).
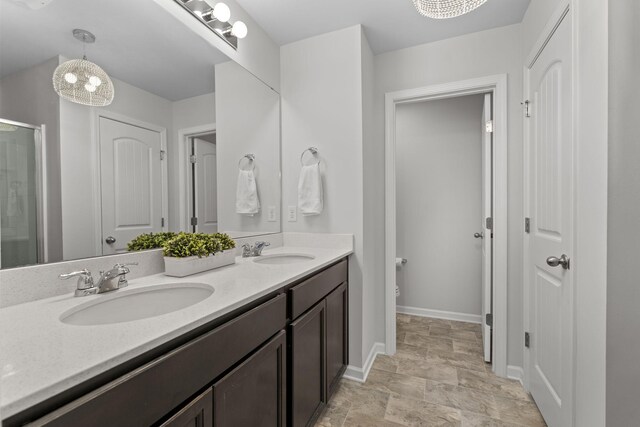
(287, 206, 297, 222)
(267, 206, 277, 222)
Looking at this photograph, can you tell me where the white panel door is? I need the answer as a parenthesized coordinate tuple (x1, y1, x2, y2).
(481, 93, 493, 363)
(194, 138, 218, 234)
(100, 117, 163, 255)
(527, 13, 573, 427)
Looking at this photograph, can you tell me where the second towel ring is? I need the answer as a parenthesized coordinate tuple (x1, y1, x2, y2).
(238, 154, 255, 171)
(300, 147, 320, 166)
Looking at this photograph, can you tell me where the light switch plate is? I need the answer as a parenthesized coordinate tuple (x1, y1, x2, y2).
(267, 206, 277, 222)
(287, 206, 297, 222)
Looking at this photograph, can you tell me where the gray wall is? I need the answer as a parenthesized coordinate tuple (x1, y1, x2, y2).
(607, 1, 640, 425)
(395, 95, 484, 317)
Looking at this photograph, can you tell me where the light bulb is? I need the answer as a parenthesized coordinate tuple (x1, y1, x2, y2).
(84, 83, 97, 93)
(89, 75, 102, 87)
(212, 3, 231, 22)
(64, 72, 78, 84)
(231, 21, 248, 39)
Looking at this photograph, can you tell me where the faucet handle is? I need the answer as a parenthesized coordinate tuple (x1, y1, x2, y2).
(59, 269, 93, 282)
(113, 262, 138, 272)
(59, 269, 94, 291)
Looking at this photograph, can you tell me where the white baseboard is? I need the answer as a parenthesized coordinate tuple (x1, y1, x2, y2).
(343, 342, 385, 383)
(507, 365, 524, 385)
(397, 305, 482, 324)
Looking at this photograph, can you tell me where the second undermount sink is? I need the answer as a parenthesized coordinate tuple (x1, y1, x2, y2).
(253, 253, 316, 265)
(60, 283, 214, 326)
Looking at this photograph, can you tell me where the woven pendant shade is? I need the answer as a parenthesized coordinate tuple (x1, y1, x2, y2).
(412, 0, 488, 19)
(53, 58, 114, 107)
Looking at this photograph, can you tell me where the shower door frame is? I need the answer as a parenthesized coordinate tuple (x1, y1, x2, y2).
(0, 118, 48, 265)
(384, 75, 509, 378)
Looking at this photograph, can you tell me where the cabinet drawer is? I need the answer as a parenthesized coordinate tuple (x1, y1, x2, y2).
(31, 293, 287, 427)
(289, 260, 347, 319)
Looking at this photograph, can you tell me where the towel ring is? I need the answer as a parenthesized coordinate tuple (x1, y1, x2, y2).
(238, 154, 255, 171)
(300, 147, 320, 166)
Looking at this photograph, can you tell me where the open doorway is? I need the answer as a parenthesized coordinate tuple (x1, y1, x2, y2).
(385, 75, 508, 377)
(394, 93, 493, 363)
(187, 132, 218, 234)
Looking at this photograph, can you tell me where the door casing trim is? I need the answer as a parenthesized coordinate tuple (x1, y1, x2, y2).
(384, 73, 509, 377)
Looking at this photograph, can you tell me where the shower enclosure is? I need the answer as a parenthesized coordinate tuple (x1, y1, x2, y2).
(0, 118, 46, 269)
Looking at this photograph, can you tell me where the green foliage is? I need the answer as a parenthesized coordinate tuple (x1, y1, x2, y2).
(127, 232, 177, 252)
(162, 232, 236, 258)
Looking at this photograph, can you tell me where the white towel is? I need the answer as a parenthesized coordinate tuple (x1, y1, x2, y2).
(298, 163, 323, 215)
(236, 169, 260, 215)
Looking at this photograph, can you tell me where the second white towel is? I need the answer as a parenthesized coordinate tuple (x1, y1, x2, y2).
(236, 169, 260, 215)
(298, 163, 323, 215)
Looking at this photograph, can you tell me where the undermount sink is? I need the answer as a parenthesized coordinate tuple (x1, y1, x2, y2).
(60, 283, 214, 326)
(253, 253, 316, 265)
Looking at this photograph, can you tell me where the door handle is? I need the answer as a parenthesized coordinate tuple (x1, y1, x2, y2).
(105, 236, 116, 244)
(546, 254, 570, 270)
(474, 232, 484, 239)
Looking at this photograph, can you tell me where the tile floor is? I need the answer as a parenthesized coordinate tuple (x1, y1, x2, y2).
(315, 314, 547, 427)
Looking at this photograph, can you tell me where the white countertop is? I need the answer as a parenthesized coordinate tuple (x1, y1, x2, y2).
(0, 243, 352, 419)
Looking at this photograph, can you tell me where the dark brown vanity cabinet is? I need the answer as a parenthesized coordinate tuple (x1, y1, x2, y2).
(160, 388, 213, 427)
(15, 259, 348, 427)
(212, 331, 287, 427)
(290, 302, 326, 427)
(289, 260, 348, 427)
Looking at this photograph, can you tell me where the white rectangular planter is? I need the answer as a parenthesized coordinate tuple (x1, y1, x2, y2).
(164, 249, 236, 277)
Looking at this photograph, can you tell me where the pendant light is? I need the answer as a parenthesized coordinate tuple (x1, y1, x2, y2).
(52, 29, 114, 107)
(412, 0, 488, 19)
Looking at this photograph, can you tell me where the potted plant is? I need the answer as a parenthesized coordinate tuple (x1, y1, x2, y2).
(162, 232, 236, 277)
(127, 232, 178, 251)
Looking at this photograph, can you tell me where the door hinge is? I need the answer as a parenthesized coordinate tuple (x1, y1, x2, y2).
(160, 150, 166, 160)
(525, 332, 531, 348)
(161, 217, 165, 227)
(485, 313, 493, 327)
(485, 120, 494, 133)
(189, 155, 197, 164)
(485, 217, 493, 230)
(191, 217, 198, 226)
(521, 100, 531, 118)
(525, 217, 530, 233)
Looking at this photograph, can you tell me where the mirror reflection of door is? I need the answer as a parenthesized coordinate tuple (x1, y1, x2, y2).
(190, 134, 218, 234)
(99, 117, 164, 255)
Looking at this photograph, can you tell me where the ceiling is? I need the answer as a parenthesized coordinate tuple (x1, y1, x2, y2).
(235, 0, 530, 54)
(0, 0, 230, 101)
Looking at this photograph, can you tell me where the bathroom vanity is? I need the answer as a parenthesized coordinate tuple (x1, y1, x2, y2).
(0, 240, 352, 427)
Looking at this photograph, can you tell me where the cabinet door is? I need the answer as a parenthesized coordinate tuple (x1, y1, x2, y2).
(160, 388, 212, 427)
(325, 282, 348, 398)
(290, 301, 326, 427)
(212, 331, 286, 427)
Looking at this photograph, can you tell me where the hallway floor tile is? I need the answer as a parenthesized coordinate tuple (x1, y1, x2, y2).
(315, 314, 546, 427)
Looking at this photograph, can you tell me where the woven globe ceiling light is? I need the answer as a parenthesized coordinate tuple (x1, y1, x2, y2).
(53, 29, 114, 107)
(412, 0, 488, 19)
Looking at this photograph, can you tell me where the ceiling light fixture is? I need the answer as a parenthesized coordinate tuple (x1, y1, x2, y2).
(52, 29, 114, 107)
(412, 0, 488, 19)
(176, 0, 247, 49)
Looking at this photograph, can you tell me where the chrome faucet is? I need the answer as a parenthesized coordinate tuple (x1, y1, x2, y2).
(241, 241, 271, 257)
(59, 263, 137, 296)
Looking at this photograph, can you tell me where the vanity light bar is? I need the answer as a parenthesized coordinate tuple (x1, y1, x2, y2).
(175, 0, 247, 50)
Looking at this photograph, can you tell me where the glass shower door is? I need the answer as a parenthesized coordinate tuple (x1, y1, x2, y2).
(0, 120, 40, 268)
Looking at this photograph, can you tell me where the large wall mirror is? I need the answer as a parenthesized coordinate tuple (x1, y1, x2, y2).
(0, 0, 281, 269)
